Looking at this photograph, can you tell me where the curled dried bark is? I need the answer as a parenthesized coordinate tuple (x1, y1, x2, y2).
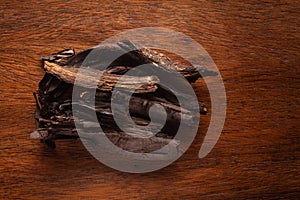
(31, 40, 215, 156)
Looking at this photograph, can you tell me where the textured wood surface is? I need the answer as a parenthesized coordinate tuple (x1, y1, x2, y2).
(1, 0, 299, 199)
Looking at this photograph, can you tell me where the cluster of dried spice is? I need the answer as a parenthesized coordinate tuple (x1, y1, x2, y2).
(30, 40, 216, 153)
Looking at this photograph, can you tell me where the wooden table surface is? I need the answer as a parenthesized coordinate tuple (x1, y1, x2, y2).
(1, 0, 299, 199)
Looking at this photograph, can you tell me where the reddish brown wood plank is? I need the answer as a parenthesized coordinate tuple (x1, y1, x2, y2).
(0, 0, 299, 199)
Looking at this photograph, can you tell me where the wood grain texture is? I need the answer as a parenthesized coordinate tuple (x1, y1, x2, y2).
(0, 0, 299, 199)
